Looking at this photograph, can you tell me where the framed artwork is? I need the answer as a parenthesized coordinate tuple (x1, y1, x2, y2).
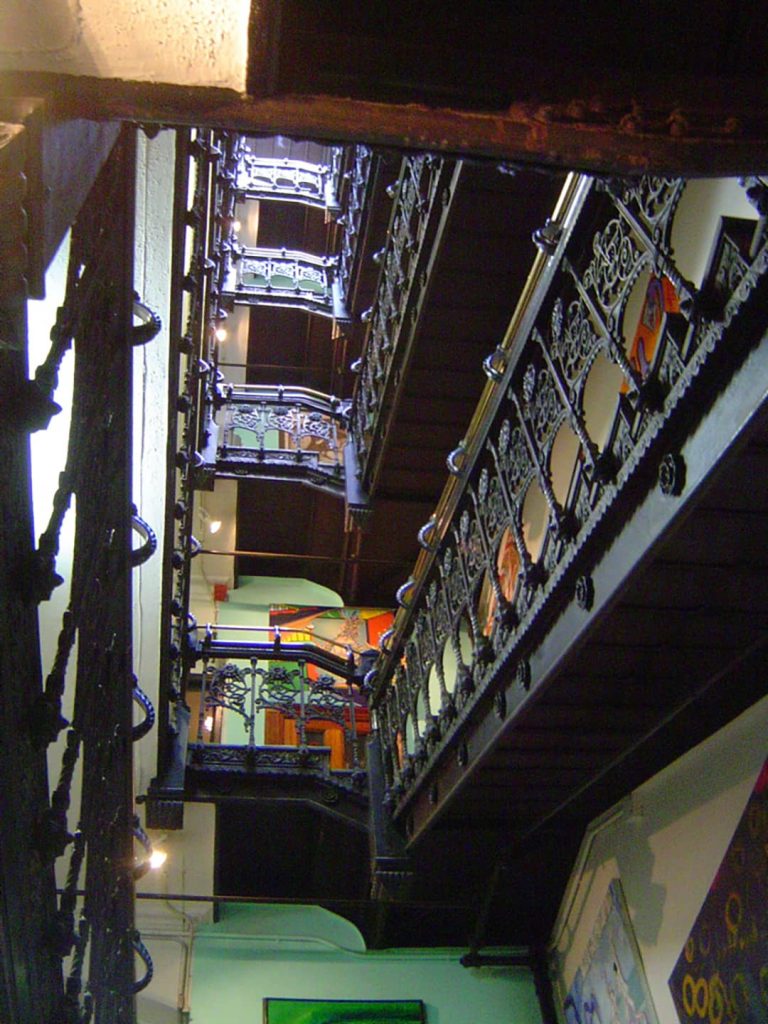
(563, 879, 659, 1024)
(269, 605, 394, 682)
(621, 273, 680, 395)
(668, 756, 768, 1024)
(263, 1000, 425, 1024)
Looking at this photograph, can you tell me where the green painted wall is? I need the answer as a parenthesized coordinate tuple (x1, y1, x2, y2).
(190, 905, 543, 1024)
(216, 576, 343, 744)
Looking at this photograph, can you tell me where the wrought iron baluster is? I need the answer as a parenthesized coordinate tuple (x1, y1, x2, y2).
(411, 618, 431, 720)
(296, 660, 307, 747)
(343, 678, 359, 772)
(290, 402, 301, 456)
(468, 479, 515, 631)
(412, 616, 440, 749)
(509, 390, 569, 536)
(486, 436, 537, 588)
(436, 557, 473, 696)
(197, 658, 210, 742)
(424, 583, 452, 717)
(562, 256, 646, 396)
(393, 658, 417, 758)
(603, 177, 694, 317)
(532, 327, 604, 479)
(248, 658, 258, 748)
(377, 688, 398, 796)
(450, 511, 488, 663)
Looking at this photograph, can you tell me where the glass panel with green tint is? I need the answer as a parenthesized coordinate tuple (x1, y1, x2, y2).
(264, 1000, 425, 1024)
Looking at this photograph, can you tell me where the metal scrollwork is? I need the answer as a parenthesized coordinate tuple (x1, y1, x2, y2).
(584, 217, 644, 317)
(372, 168, 768, 813)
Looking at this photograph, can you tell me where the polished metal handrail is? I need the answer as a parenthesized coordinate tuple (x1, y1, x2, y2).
(376, 172, 586, 677)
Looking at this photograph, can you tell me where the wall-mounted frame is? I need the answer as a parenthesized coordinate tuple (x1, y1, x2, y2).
(263, 1000, 425, 1024)
(563, 879, 659, 1024)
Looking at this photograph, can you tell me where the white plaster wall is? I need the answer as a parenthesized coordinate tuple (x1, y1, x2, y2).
(549, 694, 768, 1023)
(0, 0, 249, 90)
(29, 231, 79, 890)
(136, 803, 217, 1024)
(133, 127, 174, 798)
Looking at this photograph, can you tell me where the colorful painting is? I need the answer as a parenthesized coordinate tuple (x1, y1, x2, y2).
(269, 605, 393, 681)
(621, 274, 680, 393)
(668, 757, 768, 1024)
(563, 880, 659, 1024)
(263, 1000, 425, 1024)
(478, 527, 519, 636)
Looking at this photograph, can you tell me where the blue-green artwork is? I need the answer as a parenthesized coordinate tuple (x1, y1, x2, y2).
(563, 880, 659, 1024)
(264, 1000, 425, 1024)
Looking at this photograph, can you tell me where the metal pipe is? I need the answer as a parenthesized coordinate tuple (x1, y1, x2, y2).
(58, 889, 474, 911)
(200, 547, 411, 567)
(218, 361, 334, 374)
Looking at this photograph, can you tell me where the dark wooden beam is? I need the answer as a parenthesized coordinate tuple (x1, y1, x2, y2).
(2, 72, 768, 176)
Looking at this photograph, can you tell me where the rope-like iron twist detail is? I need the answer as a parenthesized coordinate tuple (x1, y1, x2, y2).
(132, 295, 162, 346)
(132, 932, 155, 993)
(131, 506, 158, 567)
(131, 678, 156, 741)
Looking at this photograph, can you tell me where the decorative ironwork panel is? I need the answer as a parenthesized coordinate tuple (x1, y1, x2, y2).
(336, 145, 374, 306)
(196, 659, 366, 772)
(369, 172, 768, 818)
(22, 129, 142, 1024)
(235, 144, 343, 209)
(223, 246, 343, 319)
(349, 154, 457, 490)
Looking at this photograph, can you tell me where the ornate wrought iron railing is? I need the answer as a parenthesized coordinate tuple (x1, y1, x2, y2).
(190, 657, 365, 773)
(213, 384, 348, 494)
(222, 245, 348, 320)
(154, 127, 373, 819)
(349, 153, 461, 493)
(370, 173, 768, 812)
(234, 142, 343, 211)
(335, 144, 375, 309)
(21, 128, 155, 1024)
(154, 128, 225, 831)
(196, 623, 364, 677)
(159, 134, 372, 799)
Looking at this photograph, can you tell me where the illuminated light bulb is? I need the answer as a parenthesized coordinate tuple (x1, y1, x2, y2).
(208, 518, 222, 535)
(232, 219, 241, 233)
(214, 326, 227, 343)
(149, 848, 167, 870)
(204, 714, 214, 733)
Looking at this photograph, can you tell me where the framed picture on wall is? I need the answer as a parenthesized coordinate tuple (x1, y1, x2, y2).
(563, 879, 659, 1024)
(263, 1000, 425, 1024)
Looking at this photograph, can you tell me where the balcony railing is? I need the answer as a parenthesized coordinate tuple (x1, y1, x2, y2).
(335, 144, 374, 308)
(349, 153, 461, 493)
(235, 143, 343, 211)
(19, 129, 151, 1024)
(223, 245, 349, 320)
(370, 172, 768, 813)
(189, 656, 367, 781)
(215, 384, 346, 487)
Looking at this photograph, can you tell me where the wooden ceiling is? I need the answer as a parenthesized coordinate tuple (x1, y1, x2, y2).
(235, 158, 564, 608)
(255, 1, 768, 111)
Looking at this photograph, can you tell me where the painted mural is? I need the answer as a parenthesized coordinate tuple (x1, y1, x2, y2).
(668, 756, 768, 1024)
(563, 880, 659, 1024)
(269, 605, 393, 681)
